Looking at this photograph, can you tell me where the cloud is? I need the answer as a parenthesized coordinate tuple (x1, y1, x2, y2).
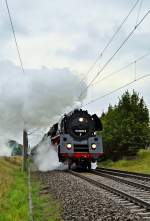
(56, 43, 96, 60)
(0, 0, 150, 121)
(0, 60, 86, 147)
(2, 0, 149, 65)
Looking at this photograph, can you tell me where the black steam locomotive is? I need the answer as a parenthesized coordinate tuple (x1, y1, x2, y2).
(49, 109, 103, 170)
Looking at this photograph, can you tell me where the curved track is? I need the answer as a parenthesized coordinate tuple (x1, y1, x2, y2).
(93, 169, 150, 191)
(69, 170, 150, 220)
(97, 167, 150, 181)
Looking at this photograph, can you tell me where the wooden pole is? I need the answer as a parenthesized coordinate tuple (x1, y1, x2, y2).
(22, 129, 28, 171)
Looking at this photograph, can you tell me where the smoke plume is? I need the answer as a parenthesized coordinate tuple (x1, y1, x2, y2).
(33, 135, 67, 171)
(0, 60, 87, 155)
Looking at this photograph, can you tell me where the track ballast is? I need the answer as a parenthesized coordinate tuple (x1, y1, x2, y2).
(69, 169, 150, 220)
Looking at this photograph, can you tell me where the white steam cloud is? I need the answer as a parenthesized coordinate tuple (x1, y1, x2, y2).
(33, 135, 67, 171)
(0, 145, 11, 157)
(0, 60, 87, 154)
(91, 162, 97, 169)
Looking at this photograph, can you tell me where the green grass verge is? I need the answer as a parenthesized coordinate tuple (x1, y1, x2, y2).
(0, 158, 63, 221)
(31, 174, 63, 221)
(99, 149, 150, 174)
(0, 159, 29, 221)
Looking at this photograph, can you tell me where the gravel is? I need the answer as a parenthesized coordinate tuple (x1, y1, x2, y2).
(97, 170, 150, 187)
(35, 171, 144, 221)
(84, 173, 150, 202)
(117, 176, 150, 187)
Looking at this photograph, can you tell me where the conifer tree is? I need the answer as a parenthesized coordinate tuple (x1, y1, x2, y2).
(101, 91, 150, 160)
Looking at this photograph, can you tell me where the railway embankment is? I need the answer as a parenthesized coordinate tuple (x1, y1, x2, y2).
(0, 157, 62, 221)
(0, 156, 28, 221)
(36, 170, 144, 221)
(31, 169, 63, 221)
(100, 149, 150, 174)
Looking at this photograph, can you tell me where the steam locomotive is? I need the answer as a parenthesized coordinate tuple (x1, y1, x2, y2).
(48, 109, 103, 170)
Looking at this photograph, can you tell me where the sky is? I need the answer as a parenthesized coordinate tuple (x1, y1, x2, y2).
(0, 0, 150, 145)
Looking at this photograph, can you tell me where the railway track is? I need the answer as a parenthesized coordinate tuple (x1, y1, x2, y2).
(97, 167, 150, 181)
(69, 170, 150, 220)
(93, 169, 150, 191)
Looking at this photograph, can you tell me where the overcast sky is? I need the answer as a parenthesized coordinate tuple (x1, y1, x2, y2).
(0, 0, 150, 116)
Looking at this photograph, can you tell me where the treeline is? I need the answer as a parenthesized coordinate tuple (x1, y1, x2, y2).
(7, 140, 22, 156)
(100, 91, 150, 160)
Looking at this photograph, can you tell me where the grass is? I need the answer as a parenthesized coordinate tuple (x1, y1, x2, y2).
(0, 157, 29, 221)
(0, 157, 63, 221)
(99, 149, 150, 174)
(31, 172, 63, 221)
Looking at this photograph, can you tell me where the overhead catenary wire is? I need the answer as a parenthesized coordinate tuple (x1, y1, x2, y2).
(80, 0, 140, 83)
(4, 0, 25, 74)
(85, 71, 150, 106)
(4, 0, 28, 173)
(92, 51, 150, 86)
(79, 9, 150, 99)
(4, 0, 26, 126)
(135, 0, 143, 26)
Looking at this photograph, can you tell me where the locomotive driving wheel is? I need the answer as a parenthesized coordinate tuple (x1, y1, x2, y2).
(87, 162, 91, 171)
(68, 160, 72, 170)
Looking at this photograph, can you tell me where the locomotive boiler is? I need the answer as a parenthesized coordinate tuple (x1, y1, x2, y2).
(48, 109, 103, 170)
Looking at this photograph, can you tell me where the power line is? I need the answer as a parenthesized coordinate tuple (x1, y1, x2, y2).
(4, 0, 27, 171)
(135, 0, 143, 25)
(92, 51, 150, 86)
(80, 9, 150, 98)
(4, 0, 25, 74)
(80, 0, 140, 83)
(85, 72, 150, 106)
(79, 9, 150, 99)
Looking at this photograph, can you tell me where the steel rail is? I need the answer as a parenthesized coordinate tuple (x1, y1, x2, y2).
(69, 170, 150, 211)
(92, 170, 150, 191)
(97, 168, 150, 181)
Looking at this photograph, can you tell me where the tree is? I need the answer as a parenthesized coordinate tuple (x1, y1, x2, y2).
(7, 140, 23, 156)
(101, 91, 150, 160)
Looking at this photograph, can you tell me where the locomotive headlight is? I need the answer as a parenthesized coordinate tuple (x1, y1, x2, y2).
(91, 143, 96, 149)
(66, 143, 72, 149)
(79, 117, 84, 122)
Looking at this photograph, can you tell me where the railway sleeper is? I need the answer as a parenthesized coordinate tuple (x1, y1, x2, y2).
(69, 171, 150, 211)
